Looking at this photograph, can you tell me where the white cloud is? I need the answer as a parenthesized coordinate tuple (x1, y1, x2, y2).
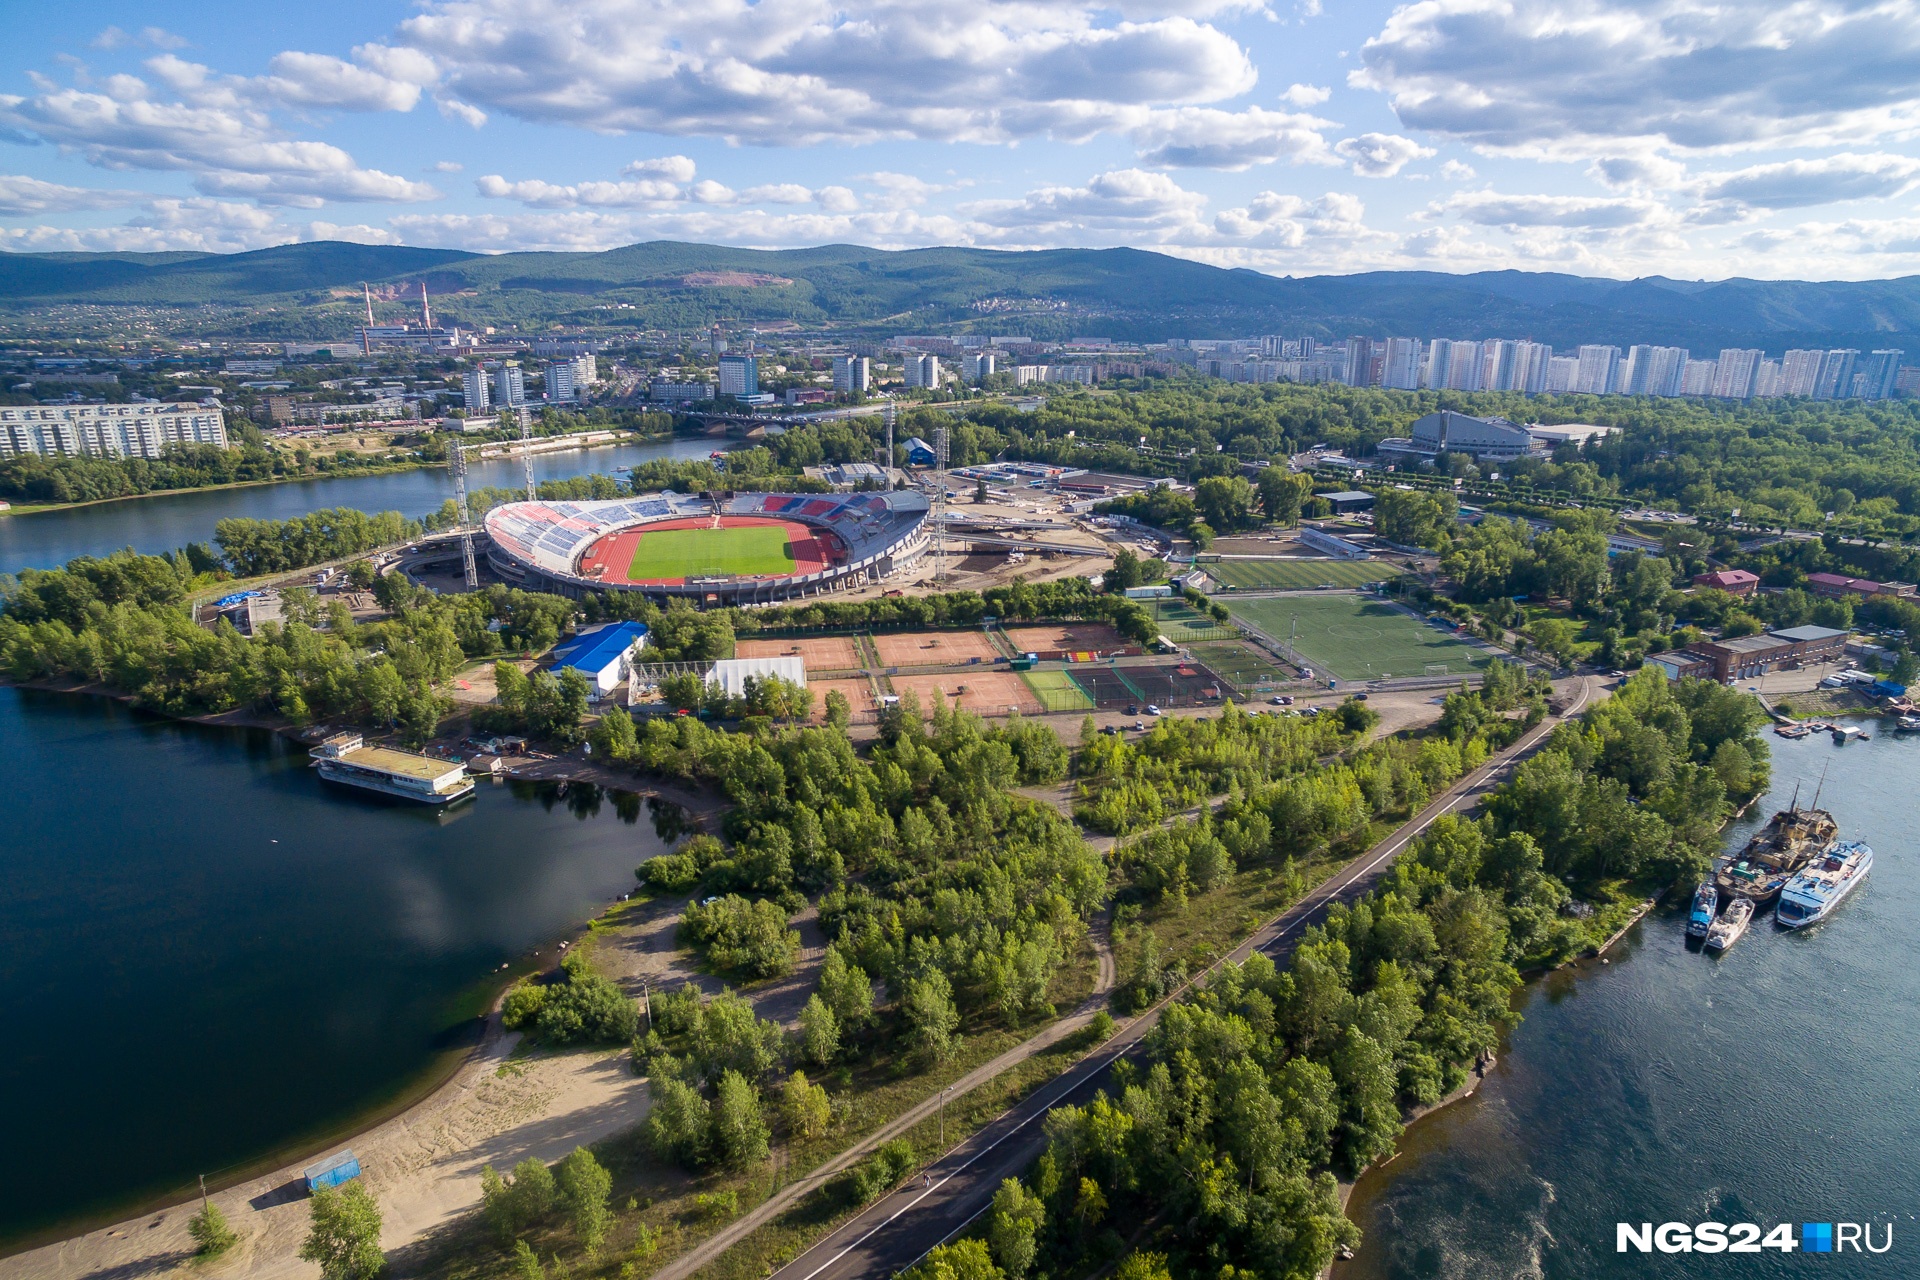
(968, 168, 1209, 237)
(475, 174, 683, 206)
(1279, 83, 1330, 107)
(0, 66, 440, 205)
(1333, 131, 1433, 177)
(430, 160, 464, 172)
(1354, 0, 1920, 158)
(1439, 158, 1475, 181)
(1132, 105, 1336, 169)
(260, 49, 428, 112)
(0, 174, 141, 215)
(1693, 152, 1920, 210)
(1427, 188, 1671, 229)
(92, 27, 189, 52)
(436, 96, 487, 128)
(816, 185, 859, 213)
(395, 0, 1256, 146)
(1587, 153, 1686, 190)
(0, 196, 294, 252)
(626, 155, 697, 182)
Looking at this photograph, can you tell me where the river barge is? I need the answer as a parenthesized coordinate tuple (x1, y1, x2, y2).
(1713, 787, 1837, 908)
(310, 733, 475, 805)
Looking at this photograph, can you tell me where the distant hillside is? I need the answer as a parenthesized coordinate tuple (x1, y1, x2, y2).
(4, 240, 1918, 352)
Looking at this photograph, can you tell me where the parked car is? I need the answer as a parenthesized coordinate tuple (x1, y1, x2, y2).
(1270, 695, 1286, 705)
(1146, 704, 1162, 716)
(1125, 704, 1139, 716)
(1134, 720, 1146, 731)
(1353, 692, 1369, 701)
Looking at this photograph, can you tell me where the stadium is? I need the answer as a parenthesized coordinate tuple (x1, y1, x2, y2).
(482, 490, 932, 604)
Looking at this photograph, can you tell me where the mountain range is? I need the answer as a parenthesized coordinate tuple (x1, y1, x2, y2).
(3, 241, 1917, 354)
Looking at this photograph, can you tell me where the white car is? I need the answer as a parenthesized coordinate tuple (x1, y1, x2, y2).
(1145, 704, 1162, 716)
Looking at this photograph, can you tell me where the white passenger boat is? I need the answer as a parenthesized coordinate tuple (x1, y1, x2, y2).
(1776, 841, 1872, 929)
(1705, 896, 1755, 952)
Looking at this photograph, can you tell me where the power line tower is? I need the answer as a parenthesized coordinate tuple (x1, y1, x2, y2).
(932, 419, 950, 585)
(448, 440, 479, 589)
(519, 409, 537, 501)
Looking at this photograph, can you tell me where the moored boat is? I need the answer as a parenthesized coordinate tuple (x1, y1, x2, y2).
(1777, 840, 1873, 929)
(1705, 896, 1755, 952)
(1686, 880, 1718, 939)
(1714, 793, 1838, 907)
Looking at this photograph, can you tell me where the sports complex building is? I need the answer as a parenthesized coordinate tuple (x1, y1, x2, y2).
(483, 490, 932, 604)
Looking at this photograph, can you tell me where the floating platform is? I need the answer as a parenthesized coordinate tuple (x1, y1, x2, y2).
(310, 733, 475, 805)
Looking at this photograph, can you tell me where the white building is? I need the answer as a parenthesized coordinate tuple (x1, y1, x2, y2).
(832, 355, 871, 394)
(963, 351, 998, 381)
(904, 353, 943, 389)
(0, 403, 229, 459)
(1574, 345, 1622, 394)
(462, 368, 491, 412)
(1712, 348, 1763, 399)
(718, 354, 759, 398)
(1780, 349, 1826, 397)
(1380, 338, 1423, 390)
(1681, 358, 1718, 395)
(494, 364, 526, 409)
(545, 354, 595, 403)
(1812, 350, 1857, 400)
(1545, 356, 1579, 392)
(704, 655, 807, 699)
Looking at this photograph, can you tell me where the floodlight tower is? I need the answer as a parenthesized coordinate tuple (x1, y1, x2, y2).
(883, 401, 896, 488)
(520, 410, 537, 502)
(448, 441, 479, 588)
(933, 420, 950, 585)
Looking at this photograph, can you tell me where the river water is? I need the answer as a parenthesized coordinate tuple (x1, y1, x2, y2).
(1339, 731, 1920, 1278)
(0, 687, 675, 1246)
(0, 435, 726, 571)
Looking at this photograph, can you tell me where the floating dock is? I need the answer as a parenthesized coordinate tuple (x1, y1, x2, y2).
(310, 733, 475, 804)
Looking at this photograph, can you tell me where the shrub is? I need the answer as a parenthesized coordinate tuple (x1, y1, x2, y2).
(679, 894, 800, 980)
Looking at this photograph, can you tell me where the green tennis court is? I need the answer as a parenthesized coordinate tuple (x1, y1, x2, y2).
(1020, 670, 1095, 711)
(1229, 593, 1490, 682)
(1204, 558, 1393, 590)
(628, 525, 794, 579)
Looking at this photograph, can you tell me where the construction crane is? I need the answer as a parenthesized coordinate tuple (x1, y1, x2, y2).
(447, 439, 479, 589)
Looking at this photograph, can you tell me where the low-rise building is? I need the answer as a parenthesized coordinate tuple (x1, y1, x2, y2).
(550, 621, 648, 697)
(1315, 490, 1376, 514)
(1805, 572, 1914, 599)
(1686, 633, 1792, 681)
(1768, 624, 1849, 665)
(1692, 569, 1760, 596)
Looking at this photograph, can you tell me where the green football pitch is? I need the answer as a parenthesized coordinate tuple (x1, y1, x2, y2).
(1204, 558, 1392, 590)
(1228, 593, 1490, 682)
(1020, 670, 1095, 711)
(628, 525, 794, 579)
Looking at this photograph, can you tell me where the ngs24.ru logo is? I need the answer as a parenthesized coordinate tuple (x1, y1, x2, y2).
(1619, 1222, 1894, 1254)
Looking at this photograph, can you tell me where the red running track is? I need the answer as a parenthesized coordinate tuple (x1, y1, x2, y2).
(575, 516, 835, 586)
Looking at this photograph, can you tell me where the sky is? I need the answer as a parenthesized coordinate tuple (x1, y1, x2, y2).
(3, 0, 1920, 280)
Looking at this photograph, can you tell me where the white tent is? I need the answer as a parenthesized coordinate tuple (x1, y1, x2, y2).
(704, 655, 807, 698)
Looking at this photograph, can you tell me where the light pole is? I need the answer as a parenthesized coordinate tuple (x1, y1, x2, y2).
(939, 1084, 954, 1147)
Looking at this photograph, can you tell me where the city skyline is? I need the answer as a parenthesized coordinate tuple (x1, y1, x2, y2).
(0, 1, 1917, 281)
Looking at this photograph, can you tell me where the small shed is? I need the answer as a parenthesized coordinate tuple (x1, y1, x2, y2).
(903, 436, 938, 467)
(305, 1149, 362, 1193)
(551, 621, 649, 696)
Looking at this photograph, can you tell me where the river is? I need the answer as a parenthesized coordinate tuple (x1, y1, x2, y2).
(0, 687, 676, 1247)
(0, 435, 728, 571)
(1338, 730, 1919, 1278)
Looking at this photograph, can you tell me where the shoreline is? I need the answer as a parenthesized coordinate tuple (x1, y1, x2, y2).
(0, 429, 674, 520)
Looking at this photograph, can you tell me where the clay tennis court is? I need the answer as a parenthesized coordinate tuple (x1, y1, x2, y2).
(811, 678, 877, 720)
(871, 629, 1003, 667)
(576, 516, 832, 586)
(735, 635, 865, 672)
(889, 671, 1040, 716)
(1004, 622, 1129, 654)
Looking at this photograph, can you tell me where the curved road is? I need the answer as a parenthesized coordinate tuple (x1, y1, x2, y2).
(763, 676, 1596, 1280)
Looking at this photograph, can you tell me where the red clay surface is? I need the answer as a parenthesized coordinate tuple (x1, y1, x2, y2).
(1004, 623, 1129, 654)
(889, 671, 1041, 716)
(576, 516, 834, 587)
(736, 636, 865, 671)
(871, 629, 1003, 667)
(811, 678, 878, 720)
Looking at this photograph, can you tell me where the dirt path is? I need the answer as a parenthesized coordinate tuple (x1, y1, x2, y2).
(4, 1028, 649, 1280)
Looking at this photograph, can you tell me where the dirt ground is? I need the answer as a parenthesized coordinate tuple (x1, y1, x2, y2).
(871, 629, 1002, 667)
(735, 635, 864, 671)
(591, 898, 829, 1029)
(1003, 622, 1128, 653)
(889, 670, 1040, 716)
(811, 677, 877, 719)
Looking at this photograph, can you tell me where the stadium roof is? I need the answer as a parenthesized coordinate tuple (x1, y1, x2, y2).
(553, 621, 648, 675)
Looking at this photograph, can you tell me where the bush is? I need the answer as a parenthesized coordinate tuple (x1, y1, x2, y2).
(841, 1138, 917, 1204)
(188, 1202, 238, 1257)
(679, 894, 800, 980)
(506, 953, 639, 1045)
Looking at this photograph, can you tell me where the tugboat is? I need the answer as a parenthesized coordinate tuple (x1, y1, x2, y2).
(1705, 896, 1755, 952)
(1714, 779, 1837, 908)
(1776, 840, 1873, 929)
(1686, 880, 1718, 939)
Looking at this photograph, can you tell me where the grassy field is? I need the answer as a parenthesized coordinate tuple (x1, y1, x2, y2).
(629, 525, 793, 578)
(1203, 558, 1393, 590)
(1021, 669, 1096, 711)
(1229, 593, 1491, 682)
(1150, 600, 1236, 643)
(1188, 640, 1287, 687)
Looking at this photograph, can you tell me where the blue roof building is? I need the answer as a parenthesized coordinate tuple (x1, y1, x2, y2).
(551, 621, 648, 696)
(903, 436, 937, 466)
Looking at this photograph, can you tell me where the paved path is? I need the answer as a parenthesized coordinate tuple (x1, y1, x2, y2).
(760, 677, 1594, 1280)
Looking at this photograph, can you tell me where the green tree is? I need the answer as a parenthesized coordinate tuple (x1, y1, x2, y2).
(187, 1201, 238, 1257)
(783, 1069, 833, 1140)
(555, 1147, 613, 1255)
(711, 1070, 771, 1169)
(644, 1074, 710, 1169)
(298, 1182, 385, 1280)
(906, 1240, 1004, 1280)
(799, 994, 840, 1065)
(512, 1239, 544, 1280)
(818, 948, 874, 1027)
(987, 1177, 1045, 1278)
(903, 970, 961, 1066)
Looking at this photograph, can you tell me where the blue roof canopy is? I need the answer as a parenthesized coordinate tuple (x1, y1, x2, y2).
(552, 621, 648, 674)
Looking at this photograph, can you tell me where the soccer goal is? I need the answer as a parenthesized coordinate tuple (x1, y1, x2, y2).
(1424, 663, 1452, 677)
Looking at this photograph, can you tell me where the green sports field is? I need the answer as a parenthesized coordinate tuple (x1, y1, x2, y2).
(1188, 640, 1287, 687)
(1203, 558, 1392, 590)
(1020, 670, 1095, 711)
(628, 525, 794, 579)
(1228, 593, 1490, 682)
(1150, 600, 1236, 642)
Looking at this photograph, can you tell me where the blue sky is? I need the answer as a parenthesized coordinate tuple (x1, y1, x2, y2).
(3, 0, 1920, 278)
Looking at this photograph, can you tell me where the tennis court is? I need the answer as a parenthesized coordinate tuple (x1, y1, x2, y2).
(736, 635, 864, 672)
(811, 678, 876, 719)
(872, 629, 1002, 667)
(1020, 669, 1096, 711)
(1229, 593, 1490, 682)
(1204, 558, 1393, 590)
(1004, 623, 1130, 654)
(890, 671, 1038, 716)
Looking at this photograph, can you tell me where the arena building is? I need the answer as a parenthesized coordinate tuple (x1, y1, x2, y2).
(483, 490, 931, 604)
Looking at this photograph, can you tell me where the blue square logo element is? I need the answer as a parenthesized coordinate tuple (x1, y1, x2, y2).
(1804, 1223, 1834, 1253)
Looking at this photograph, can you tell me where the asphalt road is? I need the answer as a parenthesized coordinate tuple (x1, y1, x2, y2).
(766, 676, 1595, 1280)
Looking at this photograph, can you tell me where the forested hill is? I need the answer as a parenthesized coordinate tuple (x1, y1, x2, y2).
(5, 239, 1919, 351)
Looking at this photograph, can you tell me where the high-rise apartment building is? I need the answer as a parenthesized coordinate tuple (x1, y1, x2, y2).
(494, 363, 526, 409)
(1859, 350, 1904, 400)
(1681, 359, 1718, 396)
(1381, 338, 1423, 390)
(904, 354, 942, 389)
(718, 354, 759, 398)
(833, 355, 871, 393)
(462, 368, 491, 412)
(1574, 345, 1622, 394)
(0, 403, 229, 459)
(1343, 336, 1374, 387)
(1712, 349, 1764, 399)
(963, 351, 997, 382)
(1545, 356, 1580, 392)
(1813, 350, 1858, 400)
(1780, 349, 1825, 397)
(545, 356, 594, 403)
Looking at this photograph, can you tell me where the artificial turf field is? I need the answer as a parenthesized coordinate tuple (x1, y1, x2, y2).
(1203, 558, 1393, 590)
(1228, 593, 1490, 682)
(1020, 669, 1096, 711)
(627, 525, 795, 579)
